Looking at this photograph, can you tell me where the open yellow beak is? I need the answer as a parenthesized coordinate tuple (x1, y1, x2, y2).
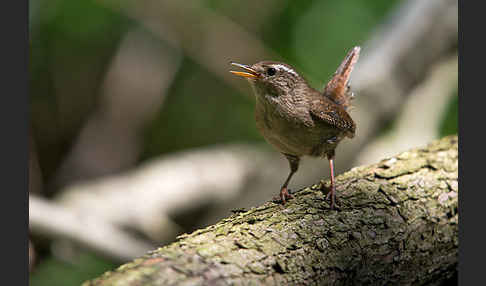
(229, 62, 259, 78)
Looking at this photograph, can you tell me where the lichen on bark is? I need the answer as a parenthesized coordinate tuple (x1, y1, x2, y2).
(84, 135, 458, 286)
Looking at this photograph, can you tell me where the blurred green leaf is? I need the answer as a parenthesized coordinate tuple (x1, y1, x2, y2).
(30, 252, 117, 286)
(439, 89, 458, 137)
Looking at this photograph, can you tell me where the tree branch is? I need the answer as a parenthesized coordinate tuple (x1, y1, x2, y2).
(29, 195, 156, 262)
(84, 135, 458, 285)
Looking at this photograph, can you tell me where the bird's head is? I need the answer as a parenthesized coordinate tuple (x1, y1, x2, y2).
(230, 61, 305, 98)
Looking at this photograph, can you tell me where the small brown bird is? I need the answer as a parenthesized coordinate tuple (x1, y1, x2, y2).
(230, 46, 360, 209)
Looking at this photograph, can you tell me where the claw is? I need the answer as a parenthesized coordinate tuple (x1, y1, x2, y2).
(326, 189, 335, 210)
(322, 184, 337, 210)
(279, 187, 294, 205)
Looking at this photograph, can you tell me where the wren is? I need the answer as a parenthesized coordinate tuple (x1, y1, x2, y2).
(230, 46, 360, 209)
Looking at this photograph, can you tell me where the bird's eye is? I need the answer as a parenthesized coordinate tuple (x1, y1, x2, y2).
(266, 67, 276, 76)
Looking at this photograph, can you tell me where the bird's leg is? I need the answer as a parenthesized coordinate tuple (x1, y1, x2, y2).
(325, 155, 336, 209)
(279, 154, 300, 204)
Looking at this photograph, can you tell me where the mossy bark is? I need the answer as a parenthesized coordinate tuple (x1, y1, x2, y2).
(84, 135, 458, 286)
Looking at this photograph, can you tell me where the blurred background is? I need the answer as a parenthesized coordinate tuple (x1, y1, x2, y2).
(28, 0, 458, 285)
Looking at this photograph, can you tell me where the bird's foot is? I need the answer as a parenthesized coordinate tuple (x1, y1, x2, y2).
(326, 191, 336, 210)
(321, 185, 338, 210)
(274, 187, 294, 205)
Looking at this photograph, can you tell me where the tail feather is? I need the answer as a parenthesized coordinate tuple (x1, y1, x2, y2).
(323, 46, 360, 109)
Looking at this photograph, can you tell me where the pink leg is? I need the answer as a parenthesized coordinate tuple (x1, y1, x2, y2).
(325, 158, 336, 209)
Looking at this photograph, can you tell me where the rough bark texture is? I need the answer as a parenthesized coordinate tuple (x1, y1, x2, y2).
(85, 135, 458, 286)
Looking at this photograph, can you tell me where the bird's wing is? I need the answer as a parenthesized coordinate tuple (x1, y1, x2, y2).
(309, 97, 356, 138)
(323, 46, 360, 109)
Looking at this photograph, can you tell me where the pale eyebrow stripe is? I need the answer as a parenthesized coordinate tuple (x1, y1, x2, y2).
(274, 64, 298, 76)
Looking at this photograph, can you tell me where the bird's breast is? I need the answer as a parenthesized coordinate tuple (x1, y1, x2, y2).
(254, 96, 340, 157)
